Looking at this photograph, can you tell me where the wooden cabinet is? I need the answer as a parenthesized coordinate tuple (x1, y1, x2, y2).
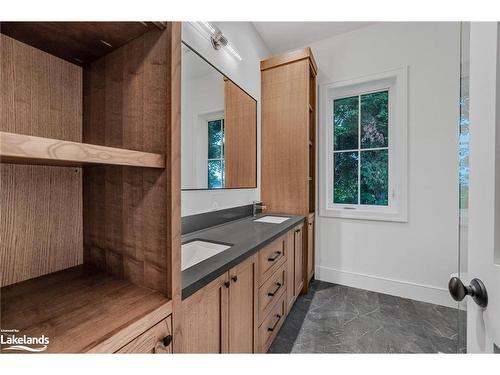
(0, 22, 182, 353)
(117, 316, 173, 354)
(285, 230, 296, 312)
(294, 224, 304, 297)
(180, 254, 258, 353)
(228, 254, 258, 353)
(261, 47, 317, 293)
(180, 273, 229, 353)
(307, 214, 315, 282)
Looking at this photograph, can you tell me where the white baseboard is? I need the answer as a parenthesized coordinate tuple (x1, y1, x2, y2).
(315, 265, 458, 309)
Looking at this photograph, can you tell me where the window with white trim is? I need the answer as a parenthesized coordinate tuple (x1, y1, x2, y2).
(320, 68, 408, 222)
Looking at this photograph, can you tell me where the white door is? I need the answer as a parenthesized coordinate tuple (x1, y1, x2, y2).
(464, 22, 500, 353)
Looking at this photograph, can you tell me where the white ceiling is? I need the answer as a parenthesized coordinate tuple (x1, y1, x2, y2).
(252, 22, 376, 54)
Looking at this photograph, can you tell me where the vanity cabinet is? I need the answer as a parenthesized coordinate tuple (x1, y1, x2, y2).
(180, 254, 258, 353)
(180, 223, 304, 353)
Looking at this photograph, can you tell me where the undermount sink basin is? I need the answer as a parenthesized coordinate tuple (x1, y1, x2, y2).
(181, 240, 232, 271)
(254, 216, 290, 224)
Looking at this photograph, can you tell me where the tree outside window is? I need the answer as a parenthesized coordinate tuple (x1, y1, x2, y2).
(333, 90, 389, 206)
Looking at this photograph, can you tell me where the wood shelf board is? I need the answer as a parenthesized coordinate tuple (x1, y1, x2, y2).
(0, 265, 171, 353)
(0, 22, 166, 65)
(0, 131, 165, 168)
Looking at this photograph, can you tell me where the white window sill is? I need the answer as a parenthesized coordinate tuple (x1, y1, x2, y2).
(319, 207, 408, 223)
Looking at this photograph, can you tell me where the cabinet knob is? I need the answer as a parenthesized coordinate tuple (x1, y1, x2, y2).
(162, 335, 172, 347)
(231, 275, 238, 282)
(224, 281, 230, 288)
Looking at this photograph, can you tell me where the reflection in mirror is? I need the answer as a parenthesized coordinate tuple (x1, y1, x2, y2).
(181, 43, 257, 190)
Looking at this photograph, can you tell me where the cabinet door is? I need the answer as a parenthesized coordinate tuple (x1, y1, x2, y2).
(116, 316, 172, 354)
(294, 224, 304, 296)
(228, 254, 258, 353)
(180, 273, 229, 353)
(307, 215, 315, 281)
(285, 230, 295, 312)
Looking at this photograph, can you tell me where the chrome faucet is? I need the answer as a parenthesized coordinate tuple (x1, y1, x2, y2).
(253, 201, 267, 216)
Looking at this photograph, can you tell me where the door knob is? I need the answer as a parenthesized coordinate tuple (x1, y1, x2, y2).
(448, 277, 488, 308)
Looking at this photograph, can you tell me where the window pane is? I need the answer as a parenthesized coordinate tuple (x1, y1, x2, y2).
(334, 151, 358, 204)
(360, 149, 388, 205)
(361, 91, 388, 149)
(208, 160, 223, 189)
(208, 120, 222, 159)
(334, 96, 359, 150)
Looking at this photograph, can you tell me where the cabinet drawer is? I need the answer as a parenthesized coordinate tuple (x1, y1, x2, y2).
(258, 262, 286, 324)
(116, 315, 172, 354)
(258, 236, 286, 284)
(258, 292, 286, 353)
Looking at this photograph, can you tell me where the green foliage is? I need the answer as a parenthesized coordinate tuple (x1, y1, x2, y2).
(208, 119, 224, 189)
(334, 96, 358, 150)
(361, 91, 388, 148)
(360, 150, 388, 205)
(333, 90, 389, 206)
(334, 152, 358, 204)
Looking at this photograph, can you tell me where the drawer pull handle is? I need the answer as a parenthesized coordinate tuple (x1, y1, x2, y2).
(224, 281, 230, 288)
(162, 335, 172, 347)
(267, 251, 282, 262)
(295, 229, 300, 233)
(267, 282, 282, 297)
(267, 314, 282, 332)
(231, 275, 238, 282)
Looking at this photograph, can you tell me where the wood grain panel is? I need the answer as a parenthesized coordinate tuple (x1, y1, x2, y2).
(0, 266, 171, 353)
(0, 131, 165, 167)
(116, 316, 172, 353)
(0, 34, 82, 286)
(260, 47, 317, 75)
(257, 289, 286, 353)
(228, 254, 258, 353)
(258, 262, 286, 324)
(285, 230, 295, 312)
(294, 224, 304, 296)
(180, 273, 229, 353)
(164, 22, 183, 353)
(82, 28, 170, 293)
(261, 59, 309, 215)
(0, 22, 163, 65)
(224, 79, 257, 188)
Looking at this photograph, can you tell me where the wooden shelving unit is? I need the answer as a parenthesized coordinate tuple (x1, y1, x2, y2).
(0, 22, 182, 353)
(261, 47, 317, 294)
(1, 266, 172, 353)
(0, 131, 165, 168)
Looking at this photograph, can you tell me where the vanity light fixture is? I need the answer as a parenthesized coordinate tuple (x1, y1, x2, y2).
(190, 21, 243, 61)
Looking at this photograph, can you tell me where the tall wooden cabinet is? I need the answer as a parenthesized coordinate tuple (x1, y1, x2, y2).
(261, 48, 317, 292)
(0, 22, 182, 353)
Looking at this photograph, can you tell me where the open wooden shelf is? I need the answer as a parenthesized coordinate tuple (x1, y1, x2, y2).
(0, 266, 172, 353)
(0, 131, 165, 168)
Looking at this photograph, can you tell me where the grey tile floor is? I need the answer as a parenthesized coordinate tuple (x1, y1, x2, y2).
(269, 280, 466, 353)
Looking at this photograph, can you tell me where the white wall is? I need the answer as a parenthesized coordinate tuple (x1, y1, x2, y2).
(181, 67, 224, 189)
(312, 22, 461, 307)
(181, 22, 270, 216)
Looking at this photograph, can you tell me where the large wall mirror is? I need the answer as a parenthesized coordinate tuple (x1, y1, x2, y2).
(181, 42, 257, 190)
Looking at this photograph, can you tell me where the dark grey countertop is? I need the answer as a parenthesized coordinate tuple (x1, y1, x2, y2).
(181, 213, 304, 299)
